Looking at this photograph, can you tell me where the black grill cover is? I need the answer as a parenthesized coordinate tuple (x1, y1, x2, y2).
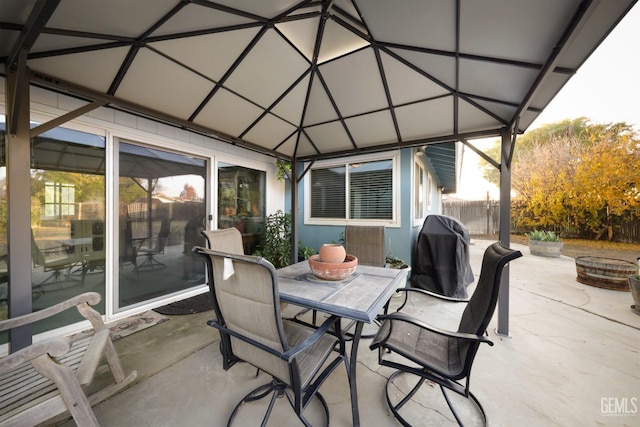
(410, 215, 474, 298)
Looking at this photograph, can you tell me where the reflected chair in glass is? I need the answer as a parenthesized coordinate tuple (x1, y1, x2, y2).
(193, 247, 352, 426)
(119, 219, 138, 273)
(31, 231, 83, 292)
(370, 242, 522, 426)
(137, 218, 171, 270)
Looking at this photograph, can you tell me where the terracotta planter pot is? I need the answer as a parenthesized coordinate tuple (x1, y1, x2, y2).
(318, 243, 346, 264)
(309, 254, 358, 281)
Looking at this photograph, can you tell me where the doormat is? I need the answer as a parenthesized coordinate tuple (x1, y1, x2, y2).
(109, 310, 170, 341)
(69, 310, 169, 342)
(153, 293, 212, 315)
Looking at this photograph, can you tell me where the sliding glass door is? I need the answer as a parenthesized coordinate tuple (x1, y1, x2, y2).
(30, 126, 106, 332)
(117, 141, 206, 310)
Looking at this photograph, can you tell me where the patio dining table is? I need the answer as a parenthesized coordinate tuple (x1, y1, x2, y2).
(277, 261, 409, 426)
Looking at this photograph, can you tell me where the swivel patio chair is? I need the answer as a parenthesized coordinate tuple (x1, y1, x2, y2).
(137, 218, 171, 270)
(370, 242, 522, 426)
(200, 227, 245, 369)
(202, 227, 244, 255)
(193, 247, 351, 426)
(31, 230, 83, 292)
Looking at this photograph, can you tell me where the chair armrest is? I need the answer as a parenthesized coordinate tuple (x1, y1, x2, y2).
(280, 315, 339, 362)
(0, 292, 102, 333)
(0, 337, 72, 372)
(376, 312, 493, 346)
(395, 287, 470, 303)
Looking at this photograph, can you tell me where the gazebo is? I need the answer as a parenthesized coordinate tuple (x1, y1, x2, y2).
(2, 0, 636, 346)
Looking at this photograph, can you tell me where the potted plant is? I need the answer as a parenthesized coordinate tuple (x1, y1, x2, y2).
(253, 210, 317, 267)
(526, 230, 563, 258)
(629, 271, 640, 313)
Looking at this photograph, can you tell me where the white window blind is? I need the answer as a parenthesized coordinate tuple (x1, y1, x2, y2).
(310, 166, 346, 218)
(349, 160, 392, 219)
(310, 159, 393, 220)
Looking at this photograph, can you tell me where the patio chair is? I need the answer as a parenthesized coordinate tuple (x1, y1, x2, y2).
(345, 225, 386, 267)
(31, 230, 83, 291)
(200, 227, 245, 369)
(370, 242, 522, 426)
(137, 218, 171, 270)
(193, 247, 351, 426)
(119, 219, 138, 273)
(202, 227, 244, 255)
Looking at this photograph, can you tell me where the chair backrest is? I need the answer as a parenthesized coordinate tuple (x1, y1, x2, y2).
(31, 230, 46, 267)
(202, 228, 244, 255)
(345, 225, 385, 267)
(458, 242, 522, 336)
(155, 218, 172, 252)
(119, 220, 136, 263)
(198, 249, 291, 383)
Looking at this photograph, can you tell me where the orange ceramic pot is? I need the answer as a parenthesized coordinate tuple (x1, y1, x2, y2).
(319, 243, 346, 263)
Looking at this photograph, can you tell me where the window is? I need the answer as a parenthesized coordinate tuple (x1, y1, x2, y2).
(306, 153, 397, 224)
(427, 172, 433, 211)
(218, 162, 266, 254)
(414, 162, 424, 220)
(44, 182, 75, 218)
(414, 159, 434, 223)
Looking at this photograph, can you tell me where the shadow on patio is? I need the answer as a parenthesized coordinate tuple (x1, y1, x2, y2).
(63, 239, 640, 426)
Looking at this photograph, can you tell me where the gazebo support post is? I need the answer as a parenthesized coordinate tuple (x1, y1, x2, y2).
(497, 127, 516, 337)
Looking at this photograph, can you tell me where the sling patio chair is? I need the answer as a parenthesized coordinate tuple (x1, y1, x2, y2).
(370, 242, 522, 426)
(193, 247, 352, 426)
(137, 218, 172, 270)
(345, 225, 386, 267)
(31, 230, 84, 293)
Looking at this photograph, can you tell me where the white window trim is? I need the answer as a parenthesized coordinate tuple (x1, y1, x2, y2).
(304, 151, 400, 227)
(413, 159, 425, 227)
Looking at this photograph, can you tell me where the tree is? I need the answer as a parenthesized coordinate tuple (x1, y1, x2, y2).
(481, 118, 640, 237)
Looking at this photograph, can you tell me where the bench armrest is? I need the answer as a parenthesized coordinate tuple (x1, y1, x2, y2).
(0, 337, 72, 372)
(0, 292, 104, 333)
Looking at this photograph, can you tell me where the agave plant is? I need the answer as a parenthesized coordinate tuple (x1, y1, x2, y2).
(526, 230, 562, 242)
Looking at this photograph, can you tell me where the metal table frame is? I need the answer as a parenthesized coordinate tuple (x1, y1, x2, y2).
(277, 262, 409, 426)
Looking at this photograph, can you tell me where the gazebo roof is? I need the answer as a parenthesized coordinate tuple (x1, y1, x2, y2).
(1, 0, 637, 192)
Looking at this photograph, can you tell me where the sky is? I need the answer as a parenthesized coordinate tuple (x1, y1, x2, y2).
(452, 4, 640, 200)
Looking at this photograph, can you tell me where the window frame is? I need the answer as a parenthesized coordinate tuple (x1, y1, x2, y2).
(304, 151, 400, 227)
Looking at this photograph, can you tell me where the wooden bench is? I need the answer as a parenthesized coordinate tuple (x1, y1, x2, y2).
(0, 292, 137, 426)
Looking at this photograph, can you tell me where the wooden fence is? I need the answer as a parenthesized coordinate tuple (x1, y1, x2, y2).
(443, 200, 500, 235)
(443, 200, 640, 243)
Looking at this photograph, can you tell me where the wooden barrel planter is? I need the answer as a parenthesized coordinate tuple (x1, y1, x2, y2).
(575, 256, 638, 291)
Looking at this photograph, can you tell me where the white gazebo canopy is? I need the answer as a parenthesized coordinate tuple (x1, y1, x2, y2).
(2, 0, 636, 191)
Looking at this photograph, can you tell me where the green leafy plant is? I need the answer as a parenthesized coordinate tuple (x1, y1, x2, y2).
(254, 210, 291, 268)
(526, 230, 562, 242)
(254, 210, 316, 267)
(385, 255, 408, 269)
(298, 245, 316, 260)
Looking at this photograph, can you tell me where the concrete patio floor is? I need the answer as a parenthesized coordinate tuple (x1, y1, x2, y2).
(62, 239, 640, 426)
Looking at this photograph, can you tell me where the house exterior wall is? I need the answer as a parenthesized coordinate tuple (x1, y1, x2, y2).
(295, 148, 445, 268)
(0, 78, 285, 335)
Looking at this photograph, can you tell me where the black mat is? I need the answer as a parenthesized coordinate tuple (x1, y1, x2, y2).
(153, 293, 212, 315)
